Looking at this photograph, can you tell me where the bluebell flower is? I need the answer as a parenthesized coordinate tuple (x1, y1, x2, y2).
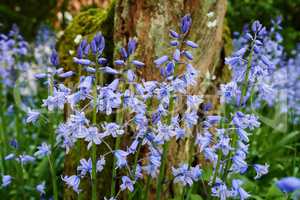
(211, 181, 232, 200)
(120, 176, 134, 192)
(5, 153, 15, 160)
(62, 175, 81, 193)
(206, 115, 221, 125)
(126, 69, 136, 82)
(172, 164, 193, 186)
(203, 147, 218, 164)
(236, 128, 249, 143)
(190, 165, 202, 181)
(276, 177, 300, 193)
(97, 86, 122, 115)
(187, 95, 203, 110)
(103, 122, 124, 138)
(175, 127, 185, 140)
(184, 63, 198, 86)
(215, 134, 232, 156)
(1, 175, 12, 187)
(34, 143, 51, 158)
(231, 179, 250, 200)
(96, 156, 106, 173)
(77, 158, 92, 177)
(26, 110, 40, 123)
(114, 150, 129, 168)
(231, 152, 248, 174)
(36, 181, 46, 194)
(134, 164, 143, 180)
(128, 139, 139, 154)
(85, 127, 102, 150)
(195, 130, 212, 152)
(173, 49, 181, 62)
(253, 163, 269, 179)
(184, 110, 198, 128)
(220, 81, 239, 104)
(144, 147, 161, 178)
(18, 154, 36, 165)
(155, 122, 175, 143)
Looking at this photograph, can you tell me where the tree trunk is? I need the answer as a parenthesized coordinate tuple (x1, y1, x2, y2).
(59, 0, 227, 199)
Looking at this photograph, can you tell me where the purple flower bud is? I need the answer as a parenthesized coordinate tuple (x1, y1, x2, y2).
(183, 51, 193, 60)
(185, 40, 198, 48)
(34, 73, 47, 79)
(181, 14, 192, 34)
(73, 57, 92, 65)
(251, 20, 262, 33)
(166, 61, 175, 76)
(170, 40, 179, 46)
(98, 57, 107, 65)
(126, 70, 136, 82)
(244, 33, 253, 41)
(173, 49, 181, 62)
(114, 59, 125, 65)
(100, 67, 119, 75)
(85, 67, 96, 73)
(50, 49, 59, 66)
(132, 60, 145, 67)
(59, 71, 75, 78)
(128, 38, 137, 55)
(169, 29, 180, 38)
(120, 47, 128, 59)
(154, 55, 168, 66)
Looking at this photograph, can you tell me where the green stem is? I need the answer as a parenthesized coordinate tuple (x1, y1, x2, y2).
(110, 81, 124, 197)
(241, 35, 256, 104)
(48, 76, 58, 200)
(156, 94, 174, 200)
(144, 176, 151, 200)
(128, 143, 142, 200)
(48, 155, 58, 200)
(0, 83, 7, 172)
(91, 63, 101, 200)
(111, 136, 121, 196)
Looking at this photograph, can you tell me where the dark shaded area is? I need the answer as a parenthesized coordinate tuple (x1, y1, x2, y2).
(0, 0, 57, 40)
(227, 0, 300, 52)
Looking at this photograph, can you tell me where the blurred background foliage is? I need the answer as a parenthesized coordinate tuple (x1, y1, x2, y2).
(227, 0, 300, 53)
(0, 0, 299, 51)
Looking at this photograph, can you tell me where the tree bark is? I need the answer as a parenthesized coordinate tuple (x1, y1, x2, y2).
(113, 0, 227, 199)
(59, 0, 227, 199)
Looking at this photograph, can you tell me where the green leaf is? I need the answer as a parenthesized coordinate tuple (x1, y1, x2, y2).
(266, 183, 285, 199)
(190, 194, 203, 200)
